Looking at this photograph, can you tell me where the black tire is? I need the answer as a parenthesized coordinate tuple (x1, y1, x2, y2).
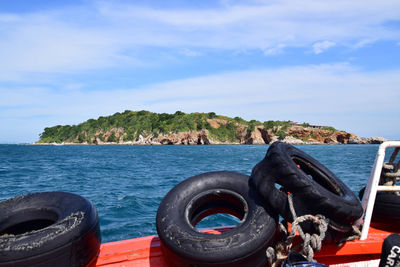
(0, 192, 101, 267)
(250, 142, 363, 227)
(379, 234, 400, 267)
(156, 171, 277, 267)
(359, 187, 400, 225)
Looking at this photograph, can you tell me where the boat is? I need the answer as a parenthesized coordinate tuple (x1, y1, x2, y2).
(92, 226, 389, 266)
(0, 141, 399, 266)
(92, 141, 400, 266)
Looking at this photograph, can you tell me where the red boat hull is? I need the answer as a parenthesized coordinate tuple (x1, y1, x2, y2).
(89, 225, 396, 266)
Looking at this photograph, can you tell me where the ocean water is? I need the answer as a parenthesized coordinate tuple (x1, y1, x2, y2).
(0, 144, 388, 243)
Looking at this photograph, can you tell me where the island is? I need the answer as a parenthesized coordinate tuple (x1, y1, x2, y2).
(36, 110, 387, 145)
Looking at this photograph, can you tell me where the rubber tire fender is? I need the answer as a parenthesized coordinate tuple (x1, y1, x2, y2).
(250, 142, 363, 226)
(0, 192, 101, 267)
(379, 234, 400, 267)
(359, 187, 400, 225)
(156, 171, 278, 267)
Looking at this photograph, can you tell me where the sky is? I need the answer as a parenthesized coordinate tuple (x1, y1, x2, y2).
(0, 0, 399, 143)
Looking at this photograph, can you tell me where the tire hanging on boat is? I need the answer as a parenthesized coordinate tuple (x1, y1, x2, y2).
(250, 142, 363, 227)
(0, 192, 101, 267)
(156, 171, 278, 267)
(359, 187, 400, 226)
(379, 234, 400, 267)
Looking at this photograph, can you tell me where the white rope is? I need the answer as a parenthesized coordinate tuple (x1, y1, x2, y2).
(336, 224, 362, 247)
(287, 213, 329, 261)
(265, 193, 364, 265)
(266, 194, 330, 264)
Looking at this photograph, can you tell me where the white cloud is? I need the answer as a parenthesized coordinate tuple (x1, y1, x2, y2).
(0, 16, 125, 74)
(354, 39, 375, 49)
(312, 41, 336, 54)
(179, 48, 202, 57)
(263, 44, 286, 55)
(1, 64, 399, 142)
(0, 0, 399, 78)
(1, 1, 400, 142)
(0, 14, 20, 22)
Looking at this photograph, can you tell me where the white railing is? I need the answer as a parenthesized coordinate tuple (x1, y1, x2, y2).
(357, 141, 400, 240)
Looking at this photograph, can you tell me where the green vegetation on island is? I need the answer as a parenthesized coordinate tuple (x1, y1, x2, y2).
(37, 110, 337, 144)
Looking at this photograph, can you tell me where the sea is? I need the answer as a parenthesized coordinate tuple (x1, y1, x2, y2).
(0, 144, 391, 243)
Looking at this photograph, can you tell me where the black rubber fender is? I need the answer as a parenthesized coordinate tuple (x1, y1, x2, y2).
(379, 234, 400, 267)
(156, 171, 278, 267)
(359, 187, 400, 226)
(250, 142, 363, 227)
(0, 192, 101, 267)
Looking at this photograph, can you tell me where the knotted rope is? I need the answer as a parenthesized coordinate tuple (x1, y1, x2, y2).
(381, 148, 400, 188)
(266, 194, 329, 266)
(336, 224, 361, 247)
(286, 194, 329, 261)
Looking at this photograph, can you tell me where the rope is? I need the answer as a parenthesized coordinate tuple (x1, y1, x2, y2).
(266, 194, 330, 265)
(336, 225, 361, 247)
(287, 194, 329, 260)
(382, 170, 400, 179)
(265, 193, 364, 265)
(381, 148, 400, 196)
(382, 148, 400, 180)
(288, 193, 297, 219)
(389, 148, 400, 170)
(286, 213, 329, 261)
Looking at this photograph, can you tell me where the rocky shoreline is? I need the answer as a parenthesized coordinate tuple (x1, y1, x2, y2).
(36, 111, 392, 146)
(34, 126, 389, 145)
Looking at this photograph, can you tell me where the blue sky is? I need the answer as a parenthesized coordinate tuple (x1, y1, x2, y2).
(0, 0, 399, 143)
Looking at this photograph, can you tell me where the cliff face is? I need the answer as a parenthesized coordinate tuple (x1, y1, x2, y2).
(285, 126, 357, 144)
(111, 130, 211, 145)
(90, 119, 385, 145)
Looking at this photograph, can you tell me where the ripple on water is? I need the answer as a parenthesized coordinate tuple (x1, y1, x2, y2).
(0, 144, 384, 243)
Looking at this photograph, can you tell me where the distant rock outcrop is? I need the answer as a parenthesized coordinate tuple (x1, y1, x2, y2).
(348, 136, 389, 144)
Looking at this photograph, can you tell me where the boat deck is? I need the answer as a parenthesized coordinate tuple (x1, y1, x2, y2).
(89, 225, 395, 267)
